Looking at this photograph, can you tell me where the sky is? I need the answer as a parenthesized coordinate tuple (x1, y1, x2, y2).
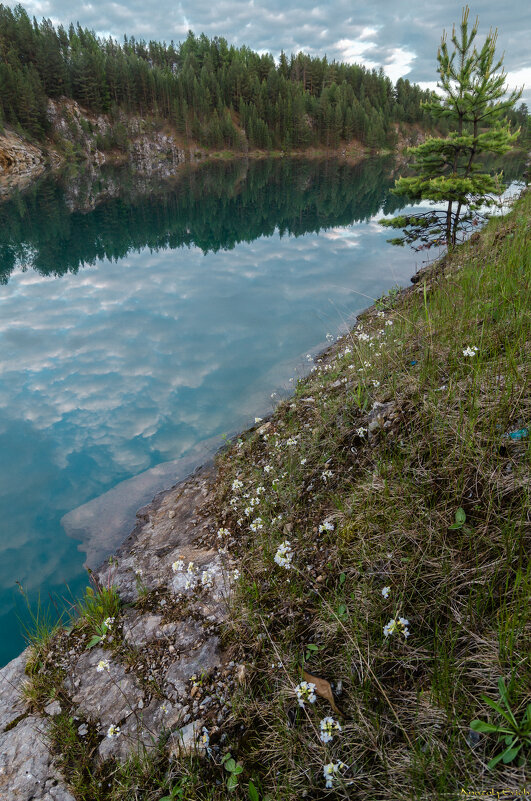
(13, 0, 531, 105)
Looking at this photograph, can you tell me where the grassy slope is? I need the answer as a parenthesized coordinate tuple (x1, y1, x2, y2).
(211, 189, 530, 800)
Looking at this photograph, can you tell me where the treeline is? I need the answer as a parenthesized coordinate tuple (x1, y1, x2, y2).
(0, 4, 442, 150)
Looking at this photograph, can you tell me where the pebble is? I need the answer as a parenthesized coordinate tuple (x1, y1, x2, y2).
(168, 510, 176, 519)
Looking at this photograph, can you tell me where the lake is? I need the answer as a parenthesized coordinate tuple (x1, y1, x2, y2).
(0, 155, 522, 666)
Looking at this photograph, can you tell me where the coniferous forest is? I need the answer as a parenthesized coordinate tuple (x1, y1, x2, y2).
(0, 4, 470, 151)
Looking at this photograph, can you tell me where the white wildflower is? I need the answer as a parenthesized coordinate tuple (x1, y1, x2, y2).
(286, 436, 298, 446)
(356, 427, 368, 437)
(254, 417, 263, 423)
(300, 458, 307, 465)
(372, 380, 380, 388)
(323, 761, 346, 789)
(232, 569, 240, 582)
(244, 506, 252, 517)
(106, 724, 121, 739)
(326, 332, 334, 342)
(381, 586, 391, 599)
(172, 558, 185, 573)
(383, 617, 410, 639)
(294, 680, 316, 707)
(274, 540, 294, 569)
(385, 319, 393, 327)
(231, 479, 243, 491)
(264, 464, 272, 473)
(201, 569, 215, 590)
(256, 485, 266, 495)
(319, 717, 342, 744)
(217, 528, 230, 539)
(319, 521, 334, 533)
(321, 469, 333, 482)
(462, 345, 478, 357)
(250, 517, 264, 532)
(103, 617, 115, 628)
(96, 659, 110, 672)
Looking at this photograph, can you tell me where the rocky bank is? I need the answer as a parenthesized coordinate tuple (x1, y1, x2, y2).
(0, 462, 246, 799)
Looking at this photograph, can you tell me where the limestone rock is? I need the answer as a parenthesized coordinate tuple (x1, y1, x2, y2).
(165, 638, 221, 698)
(0, 653, 75, 801)
(70, 648, 143, 729)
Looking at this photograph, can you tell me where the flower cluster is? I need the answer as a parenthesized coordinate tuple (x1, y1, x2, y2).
(250, 517, 264, 532)
(274, 540, 294, 569)
(318, 520, 334, 534)
(323, 761, 346, 789)
(463, 345, 478, 357)
(383, 616, 410, 638)
(294, 680, 316, 707)
(319, 716, 342, 743)
(381, 586, 391, 599)
(201, 568, 215, 590)
(172, 559, 216, 592)
(106, 724, 121, 739)
(217, 527, 230, 539)
(96, 659, 110, 672)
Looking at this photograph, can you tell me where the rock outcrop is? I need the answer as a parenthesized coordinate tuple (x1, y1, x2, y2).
(0, 463, 242, 799)
(0, 130, 46, 199)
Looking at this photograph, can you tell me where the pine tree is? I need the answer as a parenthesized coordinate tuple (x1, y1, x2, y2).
(381, 7, 522, 250)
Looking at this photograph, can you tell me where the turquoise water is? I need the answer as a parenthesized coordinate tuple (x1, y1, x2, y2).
(0, 156, 519, 666)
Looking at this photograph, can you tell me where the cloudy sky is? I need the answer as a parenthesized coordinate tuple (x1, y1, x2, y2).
(17, 0, 530, 104)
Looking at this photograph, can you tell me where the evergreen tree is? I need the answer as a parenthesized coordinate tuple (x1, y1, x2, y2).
(381, 7, 522, 249)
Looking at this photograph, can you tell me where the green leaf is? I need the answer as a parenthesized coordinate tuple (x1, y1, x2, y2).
(480, 695, 506, 717)
(248, 780, 260, 801)
(470, 720, 501, 733)
(232, 764, 244, 775)
(501, 744, 521, 764)
(339, 573, 346, 586)
(227, 773, 239, 791)
(85, 635, 101, 649)
(487, 751, 506, 770)
(455, 507, 466, 524)
(224, 758, 236, 773)
(306, 643, 319, 652)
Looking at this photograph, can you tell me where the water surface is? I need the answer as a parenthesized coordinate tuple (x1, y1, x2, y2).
(0, 156, 519, 665)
